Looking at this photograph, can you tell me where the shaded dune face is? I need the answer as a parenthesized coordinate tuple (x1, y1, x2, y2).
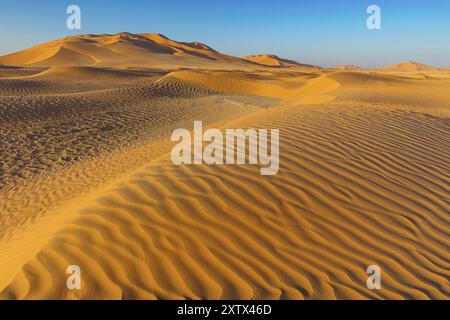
(0, 44, 449, 301)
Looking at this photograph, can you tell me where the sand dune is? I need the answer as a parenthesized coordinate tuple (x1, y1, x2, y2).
(376, 61, 437, 72)
(0, 34, 449, 300)
(0, 33, 252, 69)
(244, 54, 318, 69)
(0, 63, 448, 299)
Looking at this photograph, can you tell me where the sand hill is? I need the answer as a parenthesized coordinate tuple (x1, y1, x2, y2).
(376, 61, 437, 72)
(244, 54, 318, 68)
(0, 32, 253, 69)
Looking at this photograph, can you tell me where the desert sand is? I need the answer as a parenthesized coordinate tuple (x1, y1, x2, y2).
(0, 33, 448, 299)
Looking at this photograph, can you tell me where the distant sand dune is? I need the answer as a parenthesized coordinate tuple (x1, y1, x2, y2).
(332, 65, 361, 70)
(243, 54, 318, 69)
(0, 33, 254, 69)
(0, 68, 448, 299)
(375, 61, 437, 72)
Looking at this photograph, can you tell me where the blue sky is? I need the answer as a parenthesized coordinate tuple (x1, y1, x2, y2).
(0, 0, 449, 67)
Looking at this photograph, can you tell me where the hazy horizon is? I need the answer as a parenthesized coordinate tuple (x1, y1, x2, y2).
(1, 0, 449, 68)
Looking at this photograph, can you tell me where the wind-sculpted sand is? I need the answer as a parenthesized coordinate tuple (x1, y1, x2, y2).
(0, 60, 448, 299)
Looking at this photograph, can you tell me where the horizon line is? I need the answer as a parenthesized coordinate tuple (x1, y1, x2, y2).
(1, 31, 448, 69)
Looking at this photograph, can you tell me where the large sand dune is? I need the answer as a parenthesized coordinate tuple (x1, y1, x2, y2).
(0, 37, 448, 299)
(0, 33, 254, 69)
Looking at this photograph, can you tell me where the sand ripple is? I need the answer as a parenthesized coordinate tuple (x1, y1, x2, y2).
(0, 70, 449, 299)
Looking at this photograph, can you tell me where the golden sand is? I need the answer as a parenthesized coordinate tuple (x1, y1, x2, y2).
(0, 34, 448, 299)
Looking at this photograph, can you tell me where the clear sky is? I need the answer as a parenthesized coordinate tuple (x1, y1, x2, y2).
(1, 0, 449, 67)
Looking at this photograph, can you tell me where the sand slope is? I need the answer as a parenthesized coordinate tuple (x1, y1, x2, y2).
(0, 67, 448, 299)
